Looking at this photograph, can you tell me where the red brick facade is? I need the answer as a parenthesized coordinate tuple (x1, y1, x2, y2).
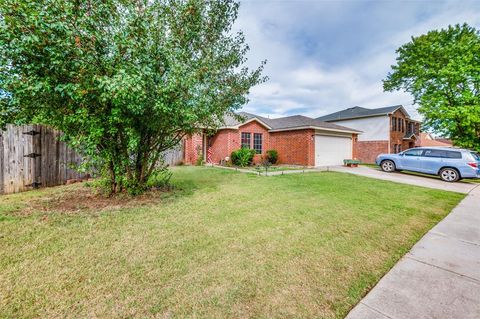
(184, 120, 357, 167)
(184, 132, 204, 164)
(389, 109, 420, 154)
(270, 129, 315, 166)
(355, 141, 389, 164)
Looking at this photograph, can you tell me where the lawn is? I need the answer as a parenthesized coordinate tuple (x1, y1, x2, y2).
(0, 167, 464, 318)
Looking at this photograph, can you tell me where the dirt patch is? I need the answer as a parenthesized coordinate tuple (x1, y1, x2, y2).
(14, 184, 171, 216)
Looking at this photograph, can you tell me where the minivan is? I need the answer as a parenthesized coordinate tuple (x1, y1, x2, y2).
(375, 147, 480, 182)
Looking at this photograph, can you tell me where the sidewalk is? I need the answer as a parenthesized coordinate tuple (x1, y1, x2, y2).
(346, 185, 480, 319)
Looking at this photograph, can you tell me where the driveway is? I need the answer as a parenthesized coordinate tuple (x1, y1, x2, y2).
(331, 165, 477, 194)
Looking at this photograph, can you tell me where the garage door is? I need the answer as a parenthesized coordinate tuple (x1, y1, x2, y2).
(315, 135, 352, 166)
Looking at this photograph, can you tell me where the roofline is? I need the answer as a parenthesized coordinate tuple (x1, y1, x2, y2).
(218, 117, 272, 130)
(268, 126, 362, 134)
(323, 113, 389, 122)
(322, 105, 421, 122)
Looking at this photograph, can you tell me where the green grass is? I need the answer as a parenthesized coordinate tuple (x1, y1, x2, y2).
(0, 167, 464, 318)
(230, 165, 307, 172)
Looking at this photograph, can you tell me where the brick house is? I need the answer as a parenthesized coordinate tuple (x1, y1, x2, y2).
(317, 105, 421, 163)
(184, 112, 361, 167)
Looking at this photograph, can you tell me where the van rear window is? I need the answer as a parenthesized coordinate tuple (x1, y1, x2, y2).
(424, 149, 462, 158)
(446, 151, 462, 159)
(471, 152, 480, 161)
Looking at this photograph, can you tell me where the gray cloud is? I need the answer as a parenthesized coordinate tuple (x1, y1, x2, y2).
(235, 0, 480, 120)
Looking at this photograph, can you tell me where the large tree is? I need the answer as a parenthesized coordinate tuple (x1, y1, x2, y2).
(0, 0, 265, 194)
(384, 23, 480, 151)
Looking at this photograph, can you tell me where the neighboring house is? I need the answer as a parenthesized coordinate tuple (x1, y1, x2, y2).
(184, 112, 361, 167)
(418, 133, 453, 147)
(317, 105, 421, 163)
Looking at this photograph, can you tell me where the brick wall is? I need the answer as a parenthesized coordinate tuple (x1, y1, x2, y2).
(184, 132, 203, 164)
(390, 110, 421, 152)
(238, 121, 271, 164)
(355, 140, 389, 163)
(390, 109, 407, 153)
(208, 129, 238, 164)
(270, 129, 315, 166)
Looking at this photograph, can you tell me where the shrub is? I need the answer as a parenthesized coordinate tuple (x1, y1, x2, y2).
(231, 148, 255, 167)
(195, 153, 204, 166)
(147, 168, 173, 190)
(266, 150, 278, 164)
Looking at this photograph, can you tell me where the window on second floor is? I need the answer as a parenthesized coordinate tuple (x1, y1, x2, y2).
(392, 117, 397, 131)
(241, 132, 251, 149)
(253, 133, 263, 154)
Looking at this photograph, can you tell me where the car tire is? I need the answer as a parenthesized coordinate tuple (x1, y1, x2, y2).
(380, 160, 396, 173)
(439, 168, 460, 182)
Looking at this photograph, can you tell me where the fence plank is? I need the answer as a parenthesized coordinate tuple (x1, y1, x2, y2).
(1, 125, 86, 194)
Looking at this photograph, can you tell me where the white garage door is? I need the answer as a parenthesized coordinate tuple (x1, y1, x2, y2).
(315, 135, 352, 166)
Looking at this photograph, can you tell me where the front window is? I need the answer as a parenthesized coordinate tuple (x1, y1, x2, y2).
(241, 132, 251, 148)
(404, 149, 423, 156)
(253, 133, 262, 154)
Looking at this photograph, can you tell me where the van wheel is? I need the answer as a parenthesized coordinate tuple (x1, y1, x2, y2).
(439, 168, 460, 182)
(381, 160, 395, 173)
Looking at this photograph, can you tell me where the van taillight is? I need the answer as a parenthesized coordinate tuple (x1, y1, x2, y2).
(467, 162, 478, 168)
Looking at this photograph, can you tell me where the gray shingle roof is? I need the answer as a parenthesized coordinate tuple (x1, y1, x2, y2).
(317, 105, 403, 122)
(221, 112, 361, 133)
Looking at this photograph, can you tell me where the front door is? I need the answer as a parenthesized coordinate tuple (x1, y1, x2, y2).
(399, 148, 424, 171)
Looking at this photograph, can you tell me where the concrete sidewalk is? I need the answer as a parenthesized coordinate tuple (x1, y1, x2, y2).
(346, 185, 480, 319)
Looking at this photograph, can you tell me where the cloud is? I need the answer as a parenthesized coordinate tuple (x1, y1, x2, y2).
(235, 0, 480, 120)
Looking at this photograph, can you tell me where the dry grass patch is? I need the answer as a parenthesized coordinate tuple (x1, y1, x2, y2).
(0, 167, 464, 318)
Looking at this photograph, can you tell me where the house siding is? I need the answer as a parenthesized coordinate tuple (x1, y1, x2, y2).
(330, 116, 389, 141)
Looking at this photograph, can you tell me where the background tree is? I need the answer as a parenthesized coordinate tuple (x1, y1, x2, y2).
(384, 23, 480, 151)
(0, 0, 265, 194)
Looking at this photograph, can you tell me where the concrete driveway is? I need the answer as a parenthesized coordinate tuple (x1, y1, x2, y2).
(331, 165, 478, 194)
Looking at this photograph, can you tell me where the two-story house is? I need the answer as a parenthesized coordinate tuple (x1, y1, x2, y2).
(317, 105, 421, 163)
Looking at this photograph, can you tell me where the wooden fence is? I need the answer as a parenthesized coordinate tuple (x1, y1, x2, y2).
(0, 125, 86, 194)
(1, 125, 186, 195)
(162, 142, 184, 166)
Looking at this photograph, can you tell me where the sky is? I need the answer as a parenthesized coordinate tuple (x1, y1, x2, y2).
(234, 0, 480, 120)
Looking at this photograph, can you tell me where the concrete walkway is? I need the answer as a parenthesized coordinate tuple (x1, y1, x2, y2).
(346, 175, 480, 318)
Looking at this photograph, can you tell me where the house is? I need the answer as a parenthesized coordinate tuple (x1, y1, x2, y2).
(418, 133, 453, 147)
(184, 112, 361, 167)
(317, 105, 421, 163)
